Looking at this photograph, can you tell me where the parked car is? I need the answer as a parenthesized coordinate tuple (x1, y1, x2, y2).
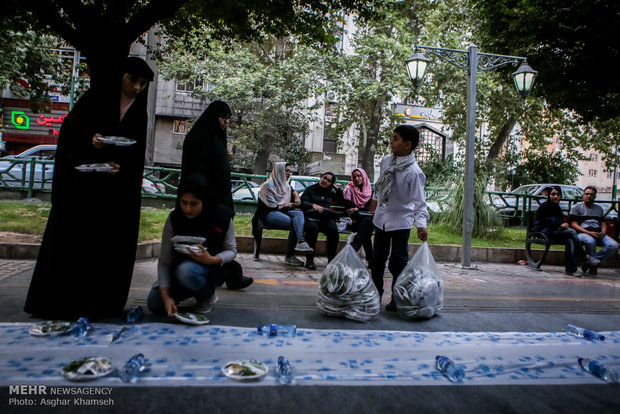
(142, 178, 167, 195)
(231, 179, 260, 201)
(0, 145, 57, 187)
(290, 175, 319, 195)
(493, 183, 584, 216)
(0, 144, 167, 196)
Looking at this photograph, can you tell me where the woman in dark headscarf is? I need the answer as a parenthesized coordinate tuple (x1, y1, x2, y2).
(181, 100, 234, 214)
(300, 171, 345, 270)
(24, 57, 154, 319)
(147, 175, 240, 317)
(180, 100, 252, 289)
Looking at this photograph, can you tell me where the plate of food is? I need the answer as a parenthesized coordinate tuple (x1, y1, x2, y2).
(222, 360, 269, 382)
(174, 244, 203, 255)
(98, 136, 136, 146)
(29, 320, 73, 337)
(62, 357, 114, 381)
(171, 236, 206, 245)
(174, 312, 210, 325)
(75, 163, 114, 172)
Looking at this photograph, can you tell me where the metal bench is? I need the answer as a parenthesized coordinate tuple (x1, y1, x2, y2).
(525, 211, 619, 269)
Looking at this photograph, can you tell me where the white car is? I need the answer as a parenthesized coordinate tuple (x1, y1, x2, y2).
(0, 145, 56, 187)
(0, 144, 166, 195)
(231, 179, 260, 201)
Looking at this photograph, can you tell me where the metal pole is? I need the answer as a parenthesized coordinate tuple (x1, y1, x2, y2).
(69, 50, 81, 110)
(461, 44, 478, 268)
(613, 145, 618, 201)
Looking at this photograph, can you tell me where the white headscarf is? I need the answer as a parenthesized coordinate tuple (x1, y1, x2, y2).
(258, 162, 292, 207)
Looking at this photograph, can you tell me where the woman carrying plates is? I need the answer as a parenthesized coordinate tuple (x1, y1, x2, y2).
(24, 57, 154, 319)
(147, 175, 241, 317)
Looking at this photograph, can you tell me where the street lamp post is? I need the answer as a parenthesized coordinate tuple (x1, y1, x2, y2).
(406, 44, 537, 268)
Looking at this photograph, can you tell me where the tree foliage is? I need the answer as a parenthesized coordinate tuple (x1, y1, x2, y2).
(158, 32, 324, 174)
(4, 0, 373, 84)
(470, 0, 620, 123)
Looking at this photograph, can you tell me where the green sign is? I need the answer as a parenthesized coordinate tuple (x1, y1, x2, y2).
(11, 111, 30, 130)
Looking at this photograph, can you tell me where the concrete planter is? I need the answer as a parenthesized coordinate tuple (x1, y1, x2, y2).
(1, 237, 617, 268)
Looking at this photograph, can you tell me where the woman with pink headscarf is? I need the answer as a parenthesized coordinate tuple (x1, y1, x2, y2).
(343, 168, 374, 265)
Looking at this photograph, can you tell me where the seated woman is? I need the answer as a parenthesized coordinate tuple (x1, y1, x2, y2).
(343, 168, 374, 265)
(256, 162, 313, 266)
(534, 186, 600, 277)
(300, 171, 345, 270)
(147, 175, 247, 317)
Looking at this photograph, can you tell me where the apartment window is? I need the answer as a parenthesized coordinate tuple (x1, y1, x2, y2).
(607, 172, 613, 179)
(173, 119, 190, 134)
(588, 169, 597, 177)
(590, 153, 598, 162)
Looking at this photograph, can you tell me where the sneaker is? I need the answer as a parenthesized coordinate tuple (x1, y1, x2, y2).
(305, 259, 317, 270)
(284, 256, 304, 266)
(192, 294, 219, 314)
(226, 276, 254, 290)
(565, 270, 581, 277)
(585, 256, 601, 266)
(295, 241, 314, 253)
(385, 301, 397, 312)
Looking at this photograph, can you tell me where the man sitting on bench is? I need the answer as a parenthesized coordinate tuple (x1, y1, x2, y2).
(570, 186, 619, 275)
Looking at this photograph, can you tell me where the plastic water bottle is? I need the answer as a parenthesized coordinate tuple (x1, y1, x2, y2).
(436, 355, 465, 382)
(277, 356, 293, 384)
(257, 324, 297, 337)
(119, 353, 145, 383)
(578, 358, 618, 383)
(70, 317, 90, 337)
(126, 306, 143, 323)
(566, 324, 605, 341)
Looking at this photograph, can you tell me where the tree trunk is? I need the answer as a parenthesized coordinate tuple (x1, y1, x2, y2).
(487, 115, 517, 160)
(362, 95, 387, 181)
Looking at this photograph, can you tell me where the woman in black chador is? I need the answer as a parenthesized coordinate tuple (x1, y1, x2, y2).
(181, 100, 234, 215)
(180, 100, 253, 290)
(24, 57, 154, 319)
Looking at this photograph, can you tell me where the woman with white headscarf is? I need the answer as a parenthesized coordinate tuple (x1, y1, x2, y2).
(256, 162, 313, 265)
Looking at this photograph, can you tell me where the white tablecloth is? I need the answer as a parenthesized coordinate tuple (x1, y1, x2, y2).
(1, 323, 618, 386)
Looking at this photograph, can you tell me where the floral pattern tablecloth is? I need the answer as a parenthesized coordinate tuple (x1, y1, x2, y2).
(1, 323, 618, 386)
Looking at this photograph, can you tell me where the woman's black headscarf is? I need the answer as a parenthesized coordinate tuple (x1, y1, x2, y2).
(180, 100, 235, 217)
(170, 175, 214, 239)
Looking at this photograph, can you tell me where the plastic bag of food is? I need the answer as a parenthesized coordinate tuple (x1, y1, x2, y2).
(393, 242, 443, 320)
(316, 234, 380, 322)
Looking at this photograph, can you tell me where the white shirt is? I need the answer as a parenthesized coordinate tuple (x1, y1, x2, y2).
(372, 154, 429, 231)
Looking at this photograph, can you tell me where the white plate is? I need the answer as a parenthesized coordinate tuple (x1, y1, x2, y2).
(75, 163, 114, 172)
(171, 236, 206, 245)
(98, 136, 136, 146)
(174, 244, 202, 255)
(62, 357, 114, 382)
(174, 312, 210, 325)
(29, 321, 72, 337)
(222, 360, 268, 381)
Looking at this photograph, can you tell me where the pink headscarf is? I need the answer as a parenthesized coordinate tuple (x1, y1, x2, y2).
(343, 168, 372, 207)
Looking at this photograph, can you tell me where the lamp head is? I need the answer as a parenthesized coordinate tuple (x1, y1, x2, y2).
(512, 61, 538, 99)
(405, 50, 430, 89)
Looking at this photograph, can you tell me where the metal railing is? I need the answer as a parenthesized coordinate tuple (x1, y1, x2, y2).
(2, 159, 617, 222)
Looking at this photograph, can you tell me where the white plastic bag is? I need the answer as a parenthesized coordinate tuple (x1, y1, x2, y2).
(316, 234, 380, 322)
(393, 242, 443, 320)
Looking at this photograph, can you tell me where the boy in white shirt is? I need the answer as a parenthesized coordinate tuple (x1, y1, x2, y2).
(370, 125, 429, 311)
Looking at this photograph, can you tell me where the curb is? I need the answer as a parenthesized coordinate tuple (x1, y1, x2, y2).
(2, 236, 616, 268)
